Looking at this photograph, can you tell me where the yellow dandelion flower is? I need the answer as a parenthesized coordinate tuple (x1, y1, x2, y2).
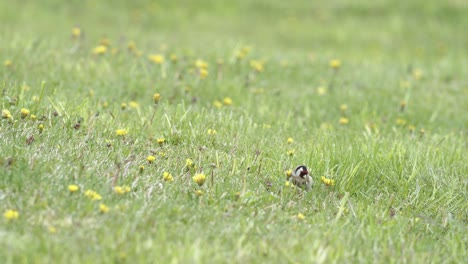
(250, 60, 264, 72)
(195, 190, 204, 196)
(213, 100, 223, 109)
(285, 181, 291, 187)
(242, 46, 251, 54)
(287, 149, 295, 156)
(396, 118, 407, 126)
(157, 138, 165, 144)
(400, 100, 406, 112)
(148, 54, 165, 64)
(100, 38, 111, 47)
(121, 102, 127, 110)
(128, 41, 137, 52)
(30, 114, 36, 121)
(287, 137, 294, 144)
(339, 117, 349, 125)
(48, 226, 57, 234)
(84, 190, 102, 201)
(321, 176, 335, 186)
(235, 47, 249, 60)
(170, 53, 178, 62)
(134, 50, 143, 57)
(114, 186, 124, 194)
(286, 170, 292, 178)
(329, 59, 341, 69)
(38, 124, 45, 133)
(99, 204, 110, 213)
(72, 27, 81, 38)
(92, 193, 102, 201)
(186, 158, 194, 168)
(93, 45, 107, 55)
(199, 68, 209, 79)
(163, 172, 174, 182)
(195, 59, 208, 69)
(68, 185, 79, 193)
(129, 101, 139, 109)
(236, 50, 247, 60)
(153, 93, 161, 103)
(317, 86, 327, 95)
(159, 151, 166, 158)
(139, 165, 145, 173)
(412, 69, 423, 80)
(236, 46, 251, 59)
(114, 186, 130, 194)
(4, 60, 13, 67)
(408, 125, 416, 132)
(340, 104, 348, 112)
(297, 213, 306, 220)
(147, 155, 156, 163)
(115, 129, 128, 136)
(207, 129, 217, 135)
(2, 109, 12, 119)
(223, 97, 233, 106)
(4, 209, 19, 220)
(192, 173, 206, 186)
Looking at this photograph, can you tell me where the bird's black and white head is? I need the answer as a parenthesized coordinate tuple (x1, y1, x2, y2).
(294, 165, 309, 179)
(290, 165, 313, 190)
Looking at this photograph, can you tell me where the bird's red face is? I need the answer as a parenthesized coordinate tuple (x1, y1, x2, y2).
(294, 165, 309, 178)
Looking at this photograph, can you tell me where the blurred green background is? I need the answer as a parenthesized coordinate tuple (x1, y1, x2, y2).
(2, 0, 467, 60)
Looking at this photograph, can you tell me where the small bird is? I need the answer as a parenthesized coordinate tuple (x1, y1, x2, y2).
(290, 165, 314, 190)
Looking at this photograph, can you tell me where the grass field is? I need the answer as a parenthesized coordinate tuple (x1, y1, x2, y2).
(1, 0, 467, 263)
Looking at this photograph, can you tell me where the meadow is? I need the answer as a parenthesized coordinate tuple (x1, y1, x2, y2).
(1, 0, 467, 263)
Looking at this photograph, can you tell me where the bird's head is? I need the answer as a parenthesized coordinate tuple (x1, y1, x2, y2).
(294, 165, 309, 179)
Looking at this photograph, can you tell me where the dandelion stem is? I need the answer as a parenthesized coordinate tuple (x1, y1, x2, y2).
(335, 192, 350, 222)
(211, 169, 214, 187)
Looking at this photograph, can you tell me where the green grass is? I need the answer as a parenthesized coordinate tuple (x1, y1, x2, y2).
(1, 0, 467, 263)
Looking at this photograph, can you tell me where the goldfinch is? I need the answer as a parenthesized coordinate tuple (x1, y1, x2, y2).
(290, 165, 313, 190)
